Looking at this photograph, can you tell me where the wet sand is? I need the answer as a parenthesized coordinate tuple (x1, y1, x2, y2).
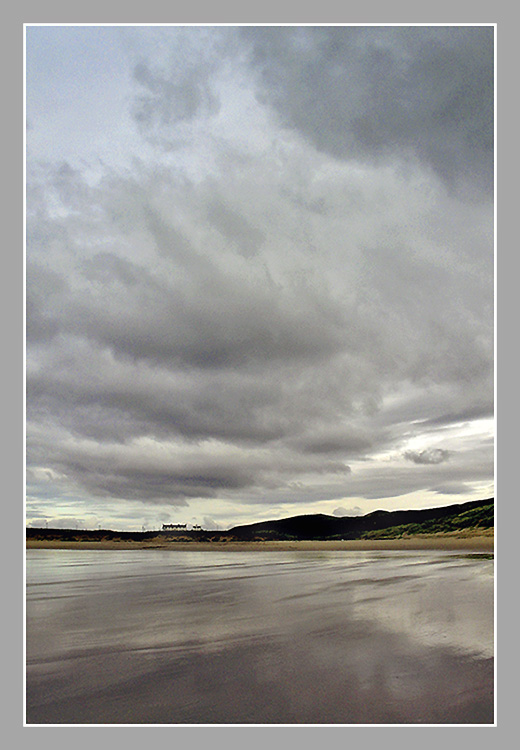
(26, 548, 494, 724)
(26, 533, 494, 552)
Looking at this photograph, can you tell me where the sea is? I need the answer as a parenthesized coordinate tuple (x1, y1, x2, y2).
(25, 548, 494, 725)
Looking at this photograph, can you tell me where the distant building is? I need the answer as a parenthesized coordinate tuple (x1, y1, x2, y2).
(162, 523, 204, 532)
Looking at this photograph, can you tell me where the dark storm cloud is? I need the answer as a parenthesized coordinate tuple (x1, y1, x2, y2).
(242, 26, 493, 194)
(403, 448, 451, 465)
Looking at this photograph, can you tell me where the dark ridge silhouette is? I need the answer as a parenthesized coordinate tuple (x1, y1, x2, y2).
(25, 528, 163, 542)
(226, 498, 494, 541)
(24, 527, 220, 542)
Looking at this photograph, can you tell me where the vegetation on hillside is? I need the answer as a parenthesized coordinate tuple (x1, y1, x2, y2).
(360, 502, 494, 539)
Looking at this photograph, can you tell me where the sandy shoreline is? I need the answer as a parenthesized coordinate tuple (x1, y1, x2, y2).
(26, 534, 494, 552)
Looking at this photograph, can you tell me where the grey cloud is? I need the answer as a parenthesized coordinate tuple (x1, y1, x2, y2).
(403, 448, 451, 465)
(430, 482, 471, 495)
(202, 516, 221, 530)
(26, 264, 69, 343)
(333, 506, 363, 517)
(280, 187, 327, 216)
(27, 417, 351, 503)
(242, 26, 493, 195)
(82, 252, 142, 287)
(295, 427, 374, 456)
(28, 198, 353, 376)
(142, 203, 197, 263)
(205, 197, 265, 258)
(27, 351, 290, 446)
(133, 59, 220, 127)
(129, 28, 224, 150)
(67, 275, 348, 372)
(423, 404, 494, 427)
(48, 162, 92, 210)
(344, 455, 493, 501)
(143, 195, 264, 269)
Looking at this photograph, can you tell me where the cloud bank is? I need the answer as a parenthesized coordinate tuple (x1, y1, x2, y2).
(26, 26, 494, 529)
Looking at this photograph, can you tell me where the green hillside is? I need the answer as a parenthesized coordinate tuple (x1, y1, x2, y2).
(360, 501, 494, 539)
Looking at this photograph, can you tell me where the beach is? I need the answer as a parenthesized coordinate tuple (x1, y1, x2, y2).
(26, 533, 494, 552)
(26, 547, 494, 724)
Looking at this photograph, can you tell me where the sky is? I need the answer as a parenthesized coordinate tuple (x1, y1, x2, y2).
(25, 25, 495, 532)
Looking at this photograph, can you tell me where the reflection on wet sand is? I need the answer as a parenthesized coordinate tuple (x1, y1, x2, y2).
(26, 550, 494, 724)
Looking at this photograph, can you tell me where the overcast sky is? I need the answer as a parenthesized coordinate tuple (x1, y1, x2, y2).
(25, 25, 494, 531)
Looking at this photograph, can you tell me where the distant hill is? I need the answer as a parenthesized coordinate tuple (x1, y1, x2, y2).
(26, 498, 493, 544)
(227, 498, 494, 541)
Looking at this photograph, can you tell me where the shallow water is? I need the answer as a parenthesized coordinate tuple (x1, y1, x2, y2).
(25, 549, 494, 724)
